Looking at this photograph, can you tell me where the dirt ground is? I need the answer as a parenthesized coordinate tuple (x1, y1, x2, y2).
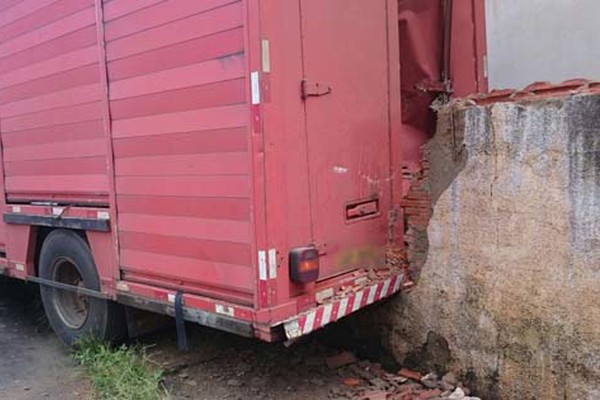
(0, 276, 393, 400)
(0, 277, 473, 400)
(0, 278, 392, 399)
(149, 323, 400, 400)
(0, 277, 89, 400)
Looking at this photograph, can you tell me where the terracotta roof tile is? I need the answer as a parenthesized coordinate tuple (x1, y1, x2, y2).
(469, 79, 600, 104)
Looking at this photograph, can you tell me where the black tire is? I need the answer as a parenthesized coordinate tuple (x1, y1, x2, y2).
(39, 229, 126, 346)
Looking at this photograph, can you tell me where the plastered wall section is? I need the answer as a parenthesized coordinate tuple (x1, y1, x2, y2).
(485, 0, 600, 89)
(387, 92, 600, 399)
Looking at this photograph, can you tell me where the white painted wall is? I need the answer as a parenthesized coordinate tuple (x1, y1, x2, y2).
(485, 0, 600, 89)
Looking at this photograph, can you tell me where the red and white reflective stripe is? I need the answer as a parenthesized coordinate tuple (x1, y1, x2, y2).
(337, 297, 349, 319)
(283, 272, 404, 339)
(258, 250, 268, 307)
(321, 303, 333, 327)
(303, 310, 316, 335)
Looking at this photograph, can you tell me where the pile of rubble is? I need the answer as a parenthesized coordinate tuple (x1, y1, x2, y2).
(153, 324, 483, 400)
(326, 351, 481, 400)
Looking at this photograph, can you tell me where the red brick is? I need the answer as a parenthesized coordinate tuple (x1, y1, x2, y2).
(343, 377, 361, 387)
(326, 351, 358, 369)
(398, 367, 422, 381)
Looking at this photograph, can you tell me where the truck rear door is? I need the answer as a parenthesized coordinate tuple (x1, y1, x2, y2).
(299, 0, 393, 279)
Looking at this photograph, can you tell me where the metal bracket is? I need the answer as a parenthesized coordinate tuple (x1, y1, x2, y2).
(4, 213, 110, 232)
(313, 242, 328, 256)
(302, 79, 332, 99)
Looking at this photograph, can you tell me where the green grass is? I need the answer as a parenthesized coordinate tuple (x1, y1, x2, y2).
(74, 338, 168, 400)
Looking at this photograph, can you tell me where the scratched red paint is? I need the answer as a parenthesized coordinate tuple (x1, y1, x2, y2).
(0, 0, 486, 340)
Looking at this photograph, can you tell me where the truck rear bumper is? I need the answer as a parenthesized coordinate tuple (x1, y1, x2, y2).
(116, 267, 410, 342)
(282, 270, 405, 339)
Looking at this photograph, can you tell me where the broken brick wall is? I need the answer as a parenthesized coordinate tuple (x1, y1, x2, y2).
(382, 88, 600, 399)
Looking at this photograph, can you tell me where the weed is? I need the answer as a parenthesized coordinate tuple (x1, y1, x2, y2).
(74, 338, 168, 400)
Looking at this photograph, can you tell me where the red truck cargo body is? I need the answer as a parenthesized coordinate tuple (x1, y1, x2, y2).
(0, 0, 486, 341)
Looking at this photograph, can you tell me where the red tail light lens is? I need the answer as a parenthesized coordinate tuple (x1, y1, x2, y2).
(289, 247, 320, 283)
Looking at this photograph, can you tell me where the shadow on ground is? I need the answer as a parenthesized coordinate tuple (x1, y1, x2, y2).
(139, 305, 399, 400)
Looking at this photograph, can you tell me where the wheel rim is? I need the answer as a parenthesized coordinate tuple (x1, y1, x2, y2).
(51, 257, 89, 330)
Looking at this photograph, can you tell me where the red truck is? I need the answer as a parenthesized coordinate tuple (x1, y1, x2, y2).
(0, 0, 486, 345)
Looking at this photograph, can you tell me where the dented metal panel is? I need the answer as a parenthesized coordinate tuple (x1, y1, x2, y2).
(398, 0, 488, 168)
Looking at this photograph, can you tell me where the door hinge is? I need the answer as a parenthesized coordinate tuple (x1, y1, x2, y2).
(302, 79, 332, 99)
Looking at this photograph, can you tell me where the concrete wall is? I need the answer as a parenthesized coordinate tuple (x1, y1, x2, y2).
(385, 92, 600, 399)
(485, 0, 600, 89)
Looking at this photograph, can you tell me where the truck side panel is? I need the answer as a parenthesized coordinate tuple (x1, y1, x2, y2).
(0, 0, 109, 204)
(0, 144, 6, 252)
(105, 0, 254, 306)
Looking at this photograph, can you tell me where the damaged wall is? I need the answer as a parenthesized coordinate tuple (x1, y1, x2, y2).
(385, 89, 600, 399)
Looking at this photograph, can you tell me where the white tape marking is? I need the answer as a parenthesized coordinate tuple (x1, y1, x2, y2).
(97, 211, 110, 220)
(251, 71, 261, 105)
(258, 250, 267, 281)
(15, 264, 24, 272)
(261, 39, 271, 73)
(268, 249, 277, 279)
(167, 293, 176, 303)
(11, 206, 21, 213)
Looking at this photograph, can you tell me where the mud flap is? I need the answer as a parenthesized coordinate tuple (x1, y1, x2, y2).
(175, 291, 188, 351)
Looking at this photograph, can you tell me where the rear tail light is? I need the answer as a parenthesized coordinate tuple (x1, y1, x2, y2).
(289, 247, 320, 283)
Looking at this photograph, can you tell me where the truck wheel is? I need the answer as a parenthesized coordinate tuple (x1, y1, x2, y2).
(39, 229, 126, 345)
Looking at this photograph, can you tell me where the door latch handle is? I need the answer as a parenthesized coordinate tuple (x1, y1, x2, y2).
(302, 79, 332, 99)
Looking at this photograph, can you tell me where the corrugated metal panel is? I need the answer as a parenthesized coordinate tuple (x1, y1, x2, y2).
(0, 26, 97, 74)
(106, 0, 253, 304)
(0, 0, 107, 204)
(0, 0, 92, 43)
